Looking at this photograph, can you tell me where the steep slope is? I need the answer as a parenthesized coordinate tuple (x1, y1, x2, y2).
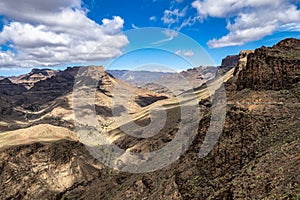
(237, 38, 300, 90)
(0, 78, 26, 96)
(0, 79, 27, 126)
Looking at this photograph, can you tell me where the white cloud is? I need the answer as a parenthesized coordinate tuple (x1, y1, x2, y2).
(279, 23, 300, 32)
(192, 0, 300, 48)
(161, 4, 200, 32)
(150, 16, 157, 21)
(162, 6, 188, 26)
(0, 51, 15, 67)
(0, 0, 129, 68)
(175, 50, 195, 57)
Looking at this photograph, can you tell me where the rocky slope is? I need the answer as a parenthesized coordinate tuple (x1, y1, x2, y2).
(0, 38, 299, 199)
(237, 38, 300, 90)
(0, 79, 26, 120)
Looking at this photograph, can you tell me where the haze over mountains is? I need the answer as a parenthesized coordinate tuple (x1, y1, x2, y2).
(0, 38, 299, 199)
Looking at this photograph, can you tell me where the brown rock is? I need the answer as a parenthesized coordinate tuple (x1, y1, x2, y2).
(221, 55, 239, 67)
(236, 38, 300, 90)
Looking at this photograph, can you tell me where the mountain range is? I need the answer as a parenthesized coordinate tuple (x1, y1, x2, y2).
(0, 38, 299, 199)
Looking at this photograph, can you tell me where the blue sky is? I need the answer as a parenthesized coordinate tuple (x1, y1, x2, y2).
(0, 0, 300, 76)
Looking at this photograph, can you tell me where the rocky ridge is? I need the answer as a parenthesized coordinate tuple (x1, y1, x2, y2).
(237, 38, 300, 90)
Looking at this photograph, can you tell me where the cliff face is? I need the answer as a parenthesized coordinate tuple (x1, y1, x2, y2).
(28, 67, 79, 104)
(219, 51, 254, 77)
(233, 50, 255, 76)
(221, 55, 239, 67)
(237, 38, 300, 90)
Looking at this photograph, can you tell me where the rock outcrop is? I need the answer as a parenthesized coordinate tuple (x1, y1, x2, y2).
(233, 50, 255, 75)
(221, 55, 239, 67)
(236, 38, 300, 90)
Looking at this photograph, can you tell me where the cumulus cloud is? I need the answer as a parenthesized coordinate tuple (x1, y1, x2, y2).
(0, 0, 128, 68)
(175, 50, 195, 57)
(192, 0, 300, 48)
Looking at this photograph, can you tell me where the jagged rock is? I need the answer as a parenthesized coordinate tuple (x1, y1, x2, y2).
(233, 50, 255, 76)
(236, 38, 300, 90)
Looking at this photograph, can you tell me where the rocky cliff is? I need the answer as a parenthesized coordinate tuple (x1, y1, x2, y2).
(221, 55, 239, 67)
(237, 38, 300, 90)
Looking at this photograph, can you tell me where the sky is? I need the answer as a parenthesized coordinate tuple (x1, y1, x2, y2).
(0, 0, 300, 76)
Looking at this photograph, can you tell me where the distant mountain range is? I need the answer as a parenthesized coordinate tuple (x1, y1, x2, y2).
(106, 70, 174, 86)
(2, 66, 221, 97)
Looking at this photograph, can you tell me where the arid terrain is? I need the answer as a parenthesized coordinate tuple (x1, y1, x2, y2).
(0, 38, 299, 199)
